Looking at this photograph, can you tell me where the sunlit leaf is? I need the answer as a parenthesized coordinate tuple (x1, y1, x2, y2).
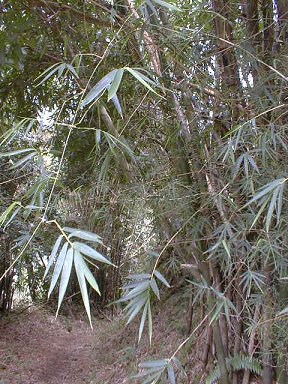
(73, 241, 113, 265)
(152, 0, 181, 12)
(57, 247, 74, 313)
(124, 67, 160, 96)
(48, 242, 68, 297)
(44, 235, 63, 279)
(64, 227, 103, 243)
(10, 151, 37, 169)
(139, 300, 149, 341)
(81, 69, 117, 107)
(108, 68, 124, 101)
(74, 249, 92, 326)
(0, 148, 35, 157)
(154, 270, 170, 287)
(74, 250, 100, 295)
(150, 278, 160, 299)
(0, 201, 22, 227)
(167, 363, 176, 384)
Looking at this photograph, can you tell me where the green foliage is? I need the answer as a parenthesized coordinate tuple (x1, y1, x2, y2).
(205, 355, 262, 384)
(244, 178, 287, 231)
(118, 270, 170, 342)
(1, 0, 288, 382)
(135, 356, 182, 384)
(44, 227, 113, 325)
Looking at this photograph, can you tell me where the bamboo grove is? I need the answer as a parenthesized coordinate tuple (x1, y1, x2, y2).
(0, 0, 288, 383)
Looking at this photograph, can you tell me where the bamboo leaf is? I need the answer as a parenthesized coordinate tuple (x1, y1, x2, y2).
(152, 0, 181, 11)
(167, 363, 176, 384)
(127, 296, 147, 324)
(209, 301, 224, 325)
(277, 306, 288, 316)
(73, 241, 113, 265)
(81, 69, 117, 107)
(0, 148, 35, 157)
(57, 63, 66, 78)
(44, 235, 63, 279)
(74, 250, 92, 326)
(35, 63, 62, 86)
(139, 360, 167, 369)
(0, 201, 21, 227)
(74, 250, 100, 295)
(276, 183, 284, 225)
(150, 278, 160, 299)
(111, 95, 123, 117)
(265, 187, 279, 232)
(10, 151, 37, 169)
(108, 68, 124, 101)
(64, 227, 103, 243)
(139, 300, 149, 342)
(66, 63, 79, 78)
(148, 297, 153, 344)
(127, 273, 151, 280)
(244, 178, 286, 207)
(57, 247, 74, 313)
(48, 242, 68, 297)
(154, 270, 170, 287)
(124, 67, 160, 96)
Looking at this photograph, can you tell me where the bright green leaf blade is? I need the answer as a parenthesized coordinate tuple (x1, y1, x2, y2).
(0, 201, 21, 227)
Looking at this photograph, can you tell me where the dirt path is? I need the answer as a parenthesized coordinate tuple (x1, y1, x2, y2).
(0, 295, 194, 384)
(0, 309, 98, 384)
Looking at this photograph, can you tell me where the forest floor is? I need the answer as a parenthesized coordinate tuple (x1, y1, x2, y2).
(0, 293, 202, 384)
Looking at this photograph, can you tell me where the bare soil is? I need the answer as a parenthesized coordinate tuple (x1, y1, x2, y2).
(0, 294, 200, 384)
(0, 308, 99, 384)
